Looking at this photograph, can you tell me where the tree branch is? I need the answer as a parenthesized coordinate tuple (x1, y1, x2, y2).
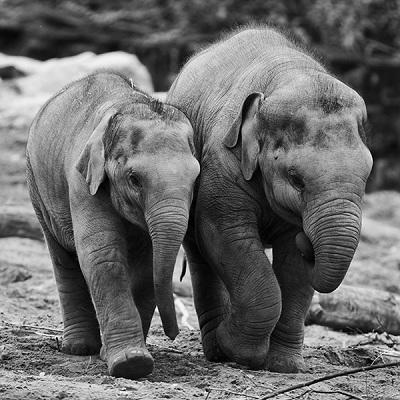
(259, 361, 400, 399)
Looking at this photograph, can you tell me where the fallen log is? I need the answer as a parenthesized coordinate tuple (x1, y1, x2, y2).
(0, 205, 43, 241)
(0, 261, 32, 284)
(306, 284, 400, 335)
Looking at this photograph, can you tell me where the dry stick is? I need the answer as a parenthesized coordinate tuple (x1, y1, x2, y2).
(7, 323, 63, 335)
(155, 347, 183, 354)
(207, 387, 260, 399)
(259, 361, 400, 400)
(289, 390, 312, 400)
(311, 389, 364, 400)
(381, 350, 400, 358)
(243, 372, 274, 391)
(84, 356, 92, 373)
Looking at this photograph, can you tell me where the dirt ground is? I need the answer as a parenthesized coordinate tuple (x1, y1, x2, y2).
(0, 64, 400, 400)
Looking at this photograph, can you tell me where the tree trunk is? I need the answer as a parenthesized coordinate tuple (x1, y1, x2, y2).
(306, 284, 400, 335)
(0, 205, 43, 241)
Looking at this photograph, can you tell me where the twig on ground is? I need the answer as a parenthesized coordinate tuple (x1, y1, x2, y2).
(207, 387, 259, 399)
(242, 372, 274, 391)
(288, 390, 311, 399)
(382, 350, 400, 358)
(371, 353, 384, 365)
(84, 356, 92, 373)
(311, 389, 364, 400)
(258, 361, 400, 399)
(350, 332, 400, 349)
(5, 322, 63, 335)
(157, 347, 183, 354)
(146, 341, 183, 354)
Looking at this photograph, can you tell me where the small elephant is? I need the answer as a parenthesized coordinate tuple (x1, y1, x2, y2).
(167, 27, 373, 372)
(26, 71, 199, 379)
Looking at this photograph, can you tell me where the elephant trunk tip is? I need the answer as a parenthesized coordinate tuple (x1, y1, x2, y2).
(160, 316, 179, 340)
(295, 231, 351, 293)
(311, 275, 341, 293)
(311, 255, 353, 293)
(155, 285, 180, 340)
(164, 321, 179, 340)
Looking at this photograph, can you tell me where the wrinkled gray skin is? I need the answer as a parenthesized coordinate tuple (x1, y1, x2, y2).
(26, 72, 199, 379)
(167, 27, 372, 372)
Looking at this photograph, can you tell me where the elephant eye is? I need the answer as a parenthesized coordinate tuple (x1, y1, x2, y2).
(128, 172, 142, 188)
(288, 169, 305, 191)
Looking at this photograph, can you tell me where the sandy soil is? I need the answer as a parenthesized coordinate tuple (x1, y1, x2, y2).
(0, 61, 400, 399)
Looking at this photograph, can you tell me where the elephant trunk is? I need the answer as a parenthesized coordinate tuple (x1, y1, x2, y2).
(145, 199, 189, 339)
(301, 198, 362, 293)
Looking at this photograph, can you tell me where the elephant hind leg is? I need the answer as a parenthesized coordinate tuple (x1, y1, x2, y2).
(44, 228, 101, 355)
(27, 162, 100, 354)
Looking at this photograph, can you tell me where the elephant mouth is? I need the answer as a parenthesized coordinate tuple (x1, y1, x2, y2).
(295, 231, 315, 262)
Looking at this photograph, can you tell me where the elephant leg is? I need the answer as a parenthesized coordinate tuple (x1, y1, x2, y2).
(28, 176, 100, 355)
(184, 236, 230, 362)
(42, 224, 101, 355)
(267, 230, 314, 373)
(197, 216, 282, 369)
(127, 239, 155, 340)
(71, 202, 153, 379)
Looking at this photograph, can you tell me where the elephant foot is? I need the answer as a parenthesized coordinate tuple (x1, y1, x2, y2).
(216, 320, 267, 369)
(201, 329, 229, 363)
(62, 325, 101, 355)
(266, 345, 306, 373)
(102, 346, 154, 379)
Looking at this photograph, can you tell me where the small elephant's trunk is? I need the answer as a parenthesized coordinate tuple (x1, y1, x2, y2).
(145, 199, 189, 339)
(301, 198, 362, 293)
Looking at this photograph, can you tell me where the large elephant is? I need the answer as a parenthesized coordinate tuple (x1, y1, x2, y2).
(26, 71, 199, 379)
(167, 27, 372, 372)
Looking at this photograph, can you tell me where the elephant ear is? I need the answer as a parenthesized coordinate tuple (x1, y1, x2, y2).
(76, 111, 115, 195)
(223, 92, 264, 180)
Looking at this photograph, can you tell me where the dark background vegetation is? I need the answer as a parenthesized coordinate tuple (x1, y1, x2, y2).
(1, 0, 399, 190)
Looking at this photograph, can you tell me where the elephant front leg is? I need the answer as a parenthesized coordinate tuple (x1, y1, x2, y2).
(127, 240, 156, 340)
(267, 230, 314, 373)
(72, 208, 153, 379)
(199, 218, 282, 369)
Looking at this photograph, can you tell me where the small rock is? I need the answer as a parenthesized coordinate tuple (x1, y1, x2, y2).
(101, 376, 115, 384)
(0, 264, 32, 285)
(0, 344, 14, 360)
(55, 391, 69, 400)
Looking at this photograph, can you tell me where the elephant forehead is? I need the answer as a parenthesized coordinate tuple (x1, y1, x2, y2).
(267, 104, 361, 149)
(261, 74, 365, 127)
(112, 119, 189, 154)
(303, 111, 360, 148)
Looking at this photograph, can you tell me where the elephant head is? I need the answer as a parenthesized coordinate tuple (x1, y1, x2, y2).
(223, 74, 372, 293)
(77, 99, 200, 339)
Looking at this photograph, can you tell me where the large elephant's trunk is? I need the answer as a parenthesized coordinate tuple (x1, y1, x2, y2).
(145, 199, 189, 339)
(301, 198, 362, 293)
